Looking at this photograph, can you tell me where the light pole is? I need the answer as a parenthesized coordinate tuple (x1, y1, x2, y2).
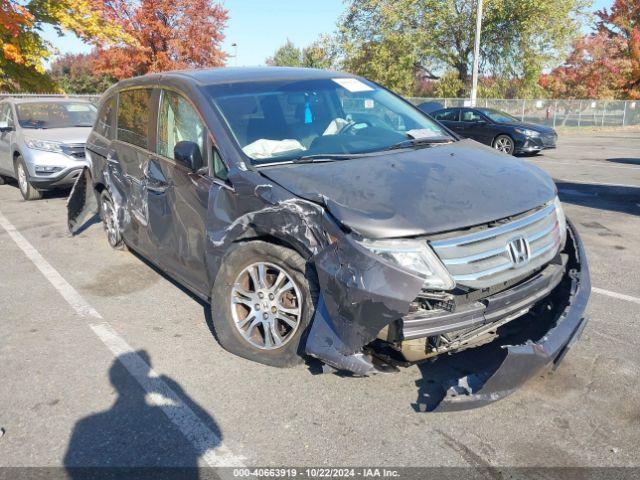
(470, 0, 483, 107)
(231, 43, 238, 66)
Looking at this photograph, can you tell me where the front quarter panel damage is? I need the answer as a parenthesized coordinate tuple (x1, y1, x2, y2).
(306, 236, 424, 374)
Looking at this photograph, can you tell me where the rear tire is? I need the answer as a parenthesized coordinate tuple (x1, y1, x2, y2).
(210, 240, 318, 368)
(99, 189, 125, 249)
(15, 157, 43, 201)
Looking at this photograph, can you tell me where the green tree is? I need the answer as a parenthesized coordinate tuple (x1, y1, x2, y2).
(302, 36, 338, 69)
(266, 39, 303, 67)
(338, 0, 590, 96)
(48, 52, 115, 94)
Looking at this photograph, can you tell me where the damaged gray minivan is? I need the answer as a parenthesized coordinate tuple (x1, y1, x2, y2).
(69, 67, 590, 408)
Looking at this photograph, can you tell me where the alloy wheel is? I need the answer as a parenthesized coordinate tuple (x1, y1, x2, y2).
(230, 262, 302, 350)
(101, 197, 119, 247)
(494, 136, 514, 154)
(17, 163, 28, 195)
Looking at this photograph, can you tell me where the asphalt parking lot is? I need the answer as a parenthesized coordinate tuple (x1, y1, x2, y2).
(1, 131, 639, 471)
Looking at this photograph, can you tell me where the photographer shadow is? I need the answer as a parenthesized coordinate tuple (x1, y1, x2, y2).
(64, 350, 223, 479)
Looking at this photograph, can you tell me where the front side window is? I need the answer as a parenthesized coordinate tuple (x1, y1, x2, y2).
(157, 90, 205, 160)
(207, 78, 452, 165)
(95, 96, 116, 139)
(0, 104, 13, 127)
(117, 89, 152, 149)
(15, 102, 96, 129)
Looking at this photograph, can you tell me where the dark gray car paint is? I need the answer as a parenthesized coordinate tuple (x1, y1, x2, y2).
(68, 68, 589, 407)
(259, 139, 556, 238)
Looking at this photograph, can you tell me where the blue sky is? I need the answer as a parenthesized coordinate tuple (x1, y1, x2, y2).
(42, 0, 614, 67)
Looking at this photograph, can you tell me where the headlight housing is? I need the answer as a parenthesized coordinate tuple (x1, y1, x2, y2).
(357, 238, 455, 290)
(514, 128, 540, 137)
(554, 196, 567, 248)
(25, 138, 63, 153)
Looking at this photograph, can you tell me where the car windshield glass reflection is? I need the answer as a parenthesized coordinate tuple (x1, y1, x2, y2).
(207, 78, 453, 165)
(16, 102, 97, 129)
(478, 108, 519, 124)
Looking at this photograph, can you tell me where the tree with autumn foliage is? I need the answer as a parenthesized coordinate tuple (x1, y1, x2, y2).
(92, 0, 228, 80)
(542, 0, 640, 99)
(49, 52, 116, 93)
(1, 0, 126, 92)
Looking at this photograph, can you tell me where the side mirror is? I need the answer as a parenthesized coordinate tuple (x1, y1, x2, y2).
(474, 119, 486, 124)
(0, 121, 13, 133)
(174, 141, 203, 171)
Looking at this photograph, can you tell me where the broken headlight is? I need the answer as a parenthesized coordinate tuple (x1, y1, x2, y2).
(554, 196, 567, 247)
(358, 238, 455, 290)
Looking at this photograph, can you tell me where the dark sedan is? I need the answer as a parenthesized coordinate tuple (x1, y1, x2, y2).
(430, 107, 557, 155)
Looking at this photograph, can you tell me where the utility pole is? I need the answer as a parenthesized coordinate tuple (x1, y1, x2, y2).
(231, 43, 238, 66)
(470, 0, 483, 107)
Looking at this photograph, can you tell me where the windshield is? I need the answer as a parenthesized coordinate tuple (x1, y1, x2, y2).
(478, 108, 519, 124)
(207, 78, 453, 164)
(16, 102, 97, 129)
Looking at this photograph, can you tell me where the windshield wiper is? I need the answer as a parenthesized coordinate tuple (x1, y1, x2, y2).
(386, 137, 454, 151)
(291, 153, 365, 164)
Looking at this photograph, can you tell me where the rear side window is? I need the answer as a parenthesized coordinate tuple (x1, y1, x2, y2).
(117, 89, 152, 149)
(434, 109, 459, 121)
(95, 96, 116, 139)
(461, 109, 482, 122)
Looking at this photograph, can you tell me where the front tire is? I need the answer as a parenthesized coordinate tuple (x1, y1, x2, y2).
(493, 135, 515, 155)
(15, 157, 43, 201)
(210, 240, 318, 367)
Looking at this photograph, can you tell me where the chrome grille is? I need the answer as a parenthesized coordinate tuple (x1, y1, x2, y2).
(61, 143, 86, 159)
(430, 202, 565, 289)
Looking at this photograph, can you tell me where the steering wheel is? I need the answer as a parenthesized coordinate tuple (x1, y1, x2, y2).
(340, 119, 373, 135)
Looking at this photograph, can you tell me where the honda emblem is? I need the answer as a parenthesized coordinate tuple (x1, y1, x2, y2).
(507, 236, 531, 266)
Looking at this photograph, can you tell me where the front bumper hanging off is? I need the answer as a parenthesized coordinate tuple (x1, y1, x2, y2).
(306, 221, 590, 410)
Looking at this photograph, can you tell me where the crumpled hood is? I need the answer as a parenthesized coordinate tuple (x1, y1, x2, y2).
(260, 139, 557, 238)
(19, 127, 92, 144)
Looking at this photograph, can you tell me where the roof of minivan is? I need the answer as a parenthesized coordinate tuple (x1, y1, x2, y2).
(119, 67, 356, 87)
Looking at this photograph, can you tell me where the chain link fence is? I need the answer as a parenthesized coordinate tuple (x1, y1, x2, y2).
(409, 97, 640, 127)
(2, 93, 639, 128)
(0, 93, 101, 104)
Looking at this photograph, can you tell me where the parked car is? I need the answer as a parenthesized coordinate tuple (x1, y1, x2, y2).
(0, 98, 96, 200)
(416, 101, 443, 116)
(68, 68, 589, 409)
(431, 107, 557, 155)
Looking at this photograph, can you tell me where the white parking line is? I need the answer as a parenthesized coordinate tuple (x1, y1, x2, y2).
(0, 208, 244, 468)
(593, 287, 640, 306)
(0, 210, 102, 319)
(91, 322, 245, 467)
